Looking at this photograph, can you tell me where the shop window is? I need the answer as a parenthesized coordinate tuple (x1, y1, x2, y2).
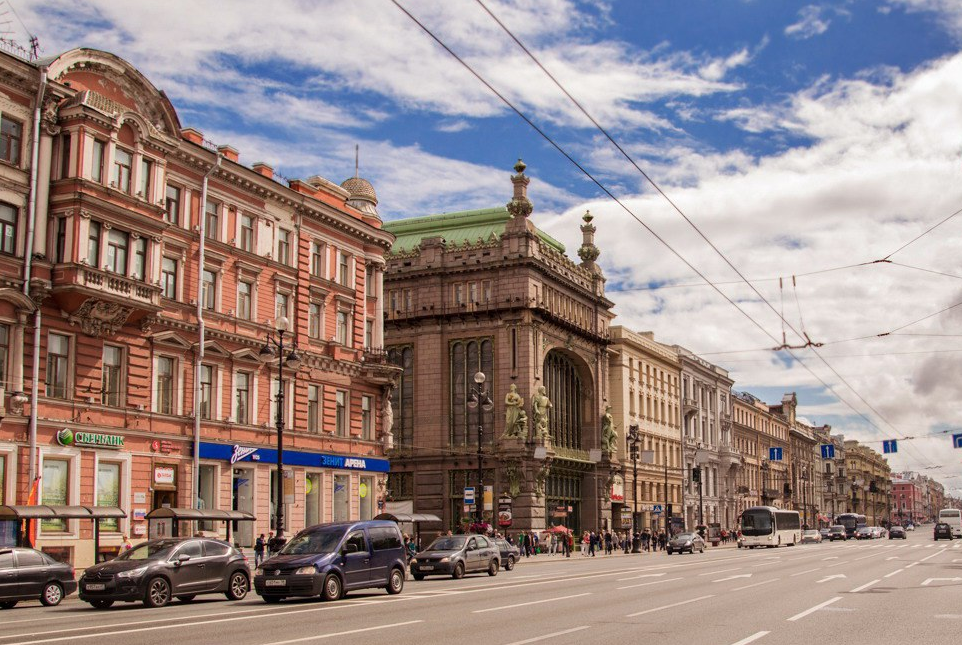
(96, 462, 121, 531)
(305, 473, 322, 528)
(0, 203, 16, 255)
(333, 475, 350, 523)
(359, 476, 374, 521)
(0, 115, 22, 165)
(41, 459, 69, 532)
(198, 464, 217, 531)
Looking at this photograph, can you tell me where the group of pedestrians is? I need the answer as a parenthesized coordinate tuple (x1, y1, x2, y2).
(253, 532, 284, 566)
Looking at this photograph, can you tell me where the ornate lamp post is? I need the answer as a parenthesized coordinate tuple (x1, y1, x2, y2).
(467, 371, 494, 525)
(626, 425, 641, 553)
(259, 316, 301, 542)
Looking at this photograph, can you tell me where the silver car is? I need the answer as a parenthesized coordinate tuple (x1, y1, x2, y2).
(667, 532, 705, 555)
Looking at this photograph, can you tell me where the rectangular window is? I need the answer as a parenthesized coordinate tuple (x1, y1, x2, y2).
(96, 462, 121, 531)
(468, 282, 478, 304)
(157, 356, 174, 414)
(307, 385, 320, 434)
(335, 390, 347, 437)
(237, 281, 252, 320)
(87, 221, 101, 267)
(454, 283, 464, 305)
(139, 157, 152, 198)
(404, 289, 413, 312)
(311, 241, 324, 277)
(361, 395, 373, 441)
(0, 115, 22, 165)
(239, 214, 254, 252)
(91, 139, 105, 183)
(333, 474, 349, 523)
(205, 200, 219, 241)
(0, 324, 8, 390)
(60, 133, 71, 178)
(161, 257, 177, 299)
(165, 185, 181, 225)
(102, 345, 123, 407)
(106, 228, 128, 274)
(234, 372, 250, 424)
(54, 216, 67, 263)
(306, 473, 322, 527)
(197, 465, 217, 531)
(41, 459, 69, 532)
(338, 252, 350, 286)
(364, 320, 373, 349)
(46, 333, 70, 399)
(275, 292, 289, 321)
(277, 229, 290, 264)
(336, 311, 348, 345)
(0, 203, 16, 255)
(308, 303, 322, 339)
(203, 269, 216, 311)
(131, 237, 147, 281)
(365, 265, 373, 297)
(199, 364, 213, 420)
(359, 475, 374, 521)
(112, 148, 132, 193)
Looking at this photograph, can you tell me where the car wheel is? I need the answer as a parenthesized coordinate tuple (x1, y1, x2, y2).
(262, 596, 282, 604)
(452, 562, 465, 579)
(226, 572, 249, 601)
(144, 577, 171, 608)
(386, 568, 404, 595)
(40, 582, 64, 607)
(89, 600, 113, 609)
(505, 556, 515, 571)
(487, 560, 499, 577)
(0, 601, 17, 609)
(322, 573, 342, 601)
(667, 548, 673, 555)
(176, 595, 196, 603)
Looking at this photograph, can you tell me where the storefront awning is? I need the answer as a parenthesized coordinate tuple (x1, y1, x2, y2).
(145, 507, 256, 522)
(0, 505, 127, 520)
(374, 512, 442, 523)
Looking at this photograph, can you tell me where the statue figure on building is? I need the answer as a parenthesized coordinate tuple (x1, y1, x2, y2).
(503, 461, 522, 498)
(535, 463, 551, 499)
(601, 405, 617, 454)
(381, 386, 395, 449)
(503, 384, 527, 439)
(532, 385, 552, 442)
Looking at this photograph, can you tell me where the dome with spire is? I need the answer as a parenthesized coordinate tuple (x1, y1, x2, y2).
(340, 176, 380, 219)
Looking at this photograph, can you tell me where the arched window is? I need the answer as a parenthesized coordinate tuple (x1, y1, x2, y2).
(544, 351, 583, 450)
(387, 346, 414, 446)
(449, 338, 494, 446)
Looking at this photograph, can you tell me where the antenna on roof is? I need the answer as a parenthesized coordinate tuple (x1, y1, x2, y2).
(0, 2, 39, 61)
(355, 144, 359, 178)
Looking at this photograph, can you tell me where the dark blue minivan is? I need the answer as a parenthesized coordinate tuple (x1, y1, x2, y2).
(253, 520, 406, 602)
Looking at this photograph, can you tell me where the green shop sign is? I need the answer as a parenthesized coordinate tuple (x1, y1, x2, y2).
(56, 428, 124, 449)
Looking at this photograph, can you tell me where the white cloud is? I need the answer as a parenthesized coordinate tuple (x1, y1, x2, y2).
(886, 0, 962, 37)
(785, 5, 831, 39)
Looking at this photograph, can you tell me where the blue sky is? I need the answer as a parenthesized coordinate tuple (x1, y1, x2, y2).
(22, 0, 962, 488)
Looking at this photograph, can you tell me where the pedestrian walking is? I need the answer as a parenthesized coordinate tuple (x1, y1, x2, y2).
(254, 533, 266, 566)
(267, 531, 279, 557)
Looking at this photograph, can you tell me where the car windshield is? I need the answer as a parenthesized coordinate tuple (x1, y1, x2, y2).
(280, 530, 343, 555)
(427, 536, 466, 551)
(115, 540, 179, 561)
(675, 533, 694, 540)
(803, 530, 818, 535)
(857, 527, 871, 533)
(831, 526, 844, 532)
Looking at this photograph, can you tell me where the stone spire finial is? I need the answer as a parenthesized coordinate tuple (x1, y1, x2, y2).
(506, 158, 533, 219)
(578, 210, 600, 268)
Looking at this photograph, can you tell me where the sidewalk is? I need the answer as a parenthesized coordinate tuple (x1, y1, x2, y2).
(514, 540, 739, 564)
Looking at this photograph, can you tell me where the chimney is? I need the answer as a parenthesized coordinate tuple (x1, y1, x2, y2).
(217, 145, 239, 163)
(181, 128, 204, 145)
(251, 162, 274, 179)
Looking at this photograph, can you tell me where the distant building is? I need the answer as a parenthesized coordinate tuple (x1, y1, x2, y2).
(732, 392, 791, 515)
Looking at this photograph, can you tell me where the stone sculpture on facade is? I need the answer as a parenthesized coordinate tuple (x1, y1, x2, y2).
(503, 461, 522, 498)
(381, 386, 395, 449)
(503, 384, 527, 439)
(531, 385, 552, 441)
(601, 405, 617, 454)
(534, 463, 551, 499)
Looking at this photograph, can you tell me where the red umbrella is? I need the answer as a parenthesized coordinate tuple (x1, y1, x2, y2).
(547, 525, 571, 534)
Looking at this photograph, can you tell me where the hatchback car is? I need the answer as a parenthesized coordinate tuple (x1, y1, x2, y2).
(855, 527, 874, 540)
(934, 522, 953, 540)
(667, 532, 705, 554)
(819, 527, 831, 539)
(493, 538, 520, 571)
(888, 526, 906, 539)
(828, 525, 847, 541)
(410, 534, 500, 579)
(0, 548, 77, 609)
(800, 529, 822, 544)
(79, 538, 250, 609)
(254, 520, 407, 602)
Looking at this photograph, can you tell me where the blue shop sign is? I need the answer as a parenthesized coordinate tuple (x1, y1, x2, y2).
(197, 442, 390, 473)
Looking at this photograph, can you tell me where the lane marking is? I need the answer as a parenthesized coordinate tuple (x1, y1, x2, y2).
(850, 579, 880, 593)
(626, 594, 714, 617)
(787, 597, 843, 622)
(260, 621, 424, 645)
(921, 577, 962, 586)
(730, 631, 770, 645)
(817, 574, 846, 583)
(789, 567, 821, 577)
(617, 572, 666, 581)
(733, 578, 779, 591)
(714, 574, 752, 583)
(822, 557, 839, 561)
(698, 567, 741, 576)
(617, 577, 683, 590)
(884, 568, 904, 578)
(473, 592, 590, 614)
(504, 626, 591, 645)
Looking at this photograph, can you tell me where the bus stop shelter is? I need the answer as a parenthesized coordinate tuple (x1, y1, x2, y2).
(374, 512, 442, 546)
(0, 505, 127, 561)
(145, 508, 255, 542)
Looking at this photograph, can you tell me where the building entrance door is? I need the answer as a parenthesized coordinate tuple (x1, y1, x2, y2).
(233, 468, 254, 547)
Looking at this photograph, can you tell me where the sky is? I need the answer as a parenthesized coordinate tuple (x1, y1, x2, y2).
(19, 0, 962, 493)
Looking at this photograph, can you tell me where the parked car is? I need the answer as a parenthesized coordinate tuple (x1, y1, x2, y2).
(855, 527, 874, 540)
(79, 538, 250, 609)
(800, 529, 822, 544)
(667, 532, 705, 554)
(828, 525, 847, 541)
(493, 538, 520, 571)
(934, 522, 953, 540)
(410, 534, 500, 579)
(888, 526, 906, 540)
(254, 520, 407, 602)
(0, 548, 77, 609)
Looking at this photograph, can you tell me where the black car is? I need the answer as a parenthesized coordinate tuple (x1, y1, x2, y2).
(493, 538, 520, 571)
(79, 538, 250, 608)
(0, 548, 77, 609)
(888, 526, 906, 540)
(254, 520, 407, 602)
(934, 522, 953, 540)
(667, 532, 706, 555)
(410, 534, 500, 579)
(828, 525, 847, 541)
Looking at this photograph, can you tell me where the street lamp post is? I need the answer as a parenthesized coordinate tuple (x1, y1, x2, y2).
(259, 316, 301, 543)
(467, 372, 494, 525)
(626, 425, 641, 553)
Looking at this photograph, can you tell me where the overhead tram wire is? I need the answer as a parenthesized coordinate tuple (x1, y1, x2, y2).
(394, 0, 936, 467)
(881, 205, 962, 261)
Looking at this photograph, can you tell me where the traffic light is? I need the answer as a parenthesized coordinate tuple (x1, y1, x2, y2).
(666, 504, 673, 517)
(692, 467, 701, 483)
(783, 483, 792, 497)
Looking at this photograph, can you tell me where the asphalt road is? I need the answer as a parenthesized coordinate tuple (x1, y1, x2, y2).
(2, 529, 960, 645)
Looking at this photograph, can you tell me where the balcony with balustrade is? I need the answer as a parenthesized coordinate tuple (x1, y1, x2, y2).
(50, 263, 162, 336)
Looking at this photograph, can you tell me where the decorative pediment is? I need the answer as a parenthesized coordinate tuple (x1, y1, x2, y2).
(151, 330, 193, 349)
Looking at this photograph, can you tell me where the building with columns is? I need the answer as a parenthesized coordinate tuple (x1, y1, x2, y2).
(815, 426, 847, 523)
(0, 48, 396, 566)
(381, 163, 615, 537)
(844, 441, 891, 525)
(732, 391, 791, 517)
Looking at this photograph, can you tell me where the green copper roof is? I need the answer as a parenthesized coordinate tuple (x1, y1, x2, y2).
(384, 206, 566, 254)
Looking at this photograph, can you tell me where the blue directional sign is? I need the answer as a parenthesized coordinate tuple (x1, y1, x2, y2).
(820, 444, 835, 459)
(954, 434, 962, 449)
(463, 487, 475, 504)
(883, 440, 898, 454)
(652, 505, 663, 514)
(769, 447, 783, 461)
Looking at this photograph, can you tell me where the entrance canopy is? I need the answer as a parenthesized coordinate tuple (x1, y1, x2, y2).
(145, 507, 256, 541)
(374, 512, 442, 523)
(0, 505, 126, 519)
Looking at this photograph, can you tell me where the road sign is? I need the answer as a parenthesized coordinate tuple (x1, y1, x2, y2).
(883, 440, 898, 454)
(769, 447, 783, 461)
(820, 444, 835, 459)
(652, 504, 663, 512)
(954, 434, 962, 449)
(464, 487, 475, 504)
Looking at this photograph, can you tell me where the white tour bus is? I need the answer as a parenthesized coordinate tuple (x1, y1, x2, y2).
(938, 508, 962, 538)
(739, 506, 802, 548)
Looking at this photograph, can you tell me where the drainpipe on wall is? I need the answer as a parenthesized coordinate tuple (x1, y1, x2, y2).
(192, 154, 221, 518)
(24, 67, 48, 487)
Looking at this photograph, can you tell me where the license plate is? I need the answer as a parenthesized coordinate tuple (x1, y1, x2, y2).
(419, 565, 434, 571)
(265, 579, 286, 587)
(85, 583, 106, 591)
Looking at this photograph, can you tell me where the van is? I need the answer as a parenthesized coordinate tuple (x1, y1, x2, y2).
(253, 520, 407, 602)
(938, 509, 962, 538)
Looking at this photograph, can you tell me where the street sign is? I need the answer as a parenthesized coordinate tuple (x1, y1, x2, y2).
(820, 444, 835, 459)
(769, 447, 783, 461)
(954, 434, 962, 449)
(652, 504, 663, 512)
(883, 440, 898, 454)
(464, 487, 475, 504)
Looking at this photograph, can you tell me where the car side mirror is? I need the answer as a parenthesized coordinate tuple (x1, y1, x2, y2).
(176, 554, 191, 565)
(342, 543, 359, 555)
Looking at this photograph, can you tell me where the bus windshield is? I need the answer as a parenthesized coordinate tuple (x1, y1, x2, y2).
(741, 509, 774, 536)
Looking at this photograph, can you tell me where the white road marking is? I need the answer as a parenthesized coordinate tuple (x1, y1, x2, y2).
(954, 543, 961, 549)
(921, 577, 962, 586)
(698, 567, 741, 576)
(473, 592, 591, 614)
(626, 594, 714, 617)
(934, 614, 962, 619)
(926, 544, 934, 549)
(260, 621, 424, 645)
(789, 567, 822, 577)
(817, 574, 846, 583)
(714, 574, 752, 583)
(617, 572, 666, 581)
(886, 557, 898, 561)
(733, 578, 779, 591)
(616, 577, 683, 590)
(729, 631, 770, 645)
(504, 626, 591, 645)
(884, 569, 904, 578)
(787, 597, 843, 622)
(822, 556, 839, 560)
(850, 579, 880, 593)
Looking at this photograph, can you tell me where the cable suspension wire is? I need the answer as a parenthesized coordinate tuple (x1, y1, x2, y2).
(881, 205, 962, 260)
